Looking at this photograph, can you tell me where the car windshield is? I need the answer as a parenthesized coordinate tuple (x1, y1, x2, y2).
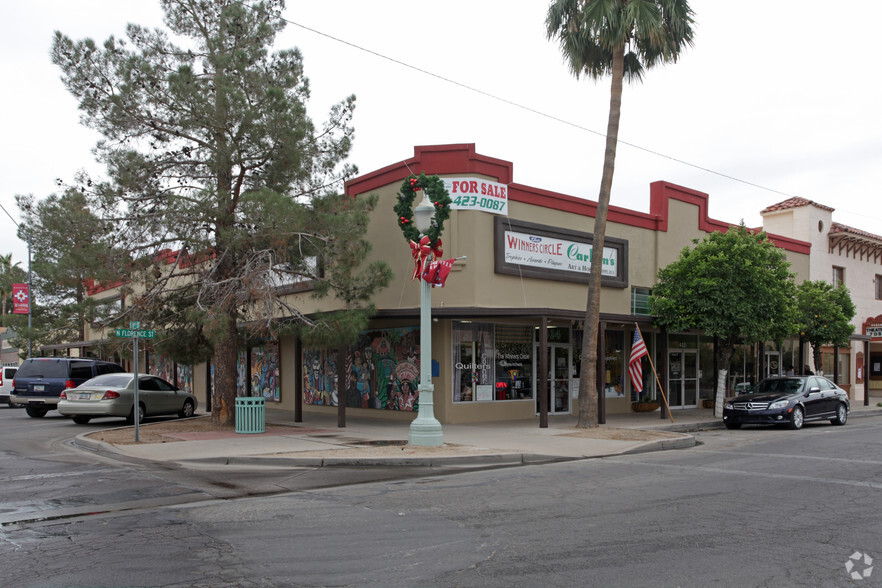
(756, 378, 804, 394)
(80, 374, 133, 388)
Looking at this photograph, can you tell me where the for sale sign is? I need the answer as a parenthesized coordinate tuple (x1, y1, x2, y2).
(443, 177, 508, 215)
(12, 283, 29, 314)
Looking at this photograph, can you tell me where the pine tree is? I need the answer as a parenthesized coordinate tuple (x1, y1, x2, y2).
(14, 191, 116, 350)
(52, 0, 391, 424)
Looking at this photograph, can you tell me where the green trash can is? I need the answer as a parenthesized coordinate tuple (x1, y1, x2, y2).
(235, 396, 265, 434)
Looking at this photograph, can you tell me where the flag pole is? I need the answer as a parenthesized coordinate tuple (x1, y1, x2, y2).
(636, 323, 673, 423)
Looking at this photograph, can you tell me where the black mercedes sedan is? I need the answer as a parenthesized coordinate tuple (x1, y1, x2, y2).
(722, 375, 849, 430)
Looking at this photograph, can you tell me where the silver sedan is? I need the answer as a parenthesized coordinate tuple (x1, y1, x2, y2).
(57, 373, 197, 425)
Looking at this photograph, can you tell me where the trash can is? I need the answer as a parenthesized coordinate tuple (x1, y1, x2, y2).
(235, 396, 265, 434)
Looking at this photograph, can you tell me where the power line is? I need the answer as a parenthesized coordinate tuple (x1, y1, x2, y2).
(285, 18, 799, 200)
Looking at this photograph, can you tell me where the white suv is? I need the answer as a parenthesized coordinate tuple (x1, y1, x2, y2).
(1, 365, 17, 407)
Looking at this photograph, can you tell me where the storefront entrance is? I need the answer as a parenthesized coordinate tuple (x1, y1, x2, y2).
(535, 343, 572, 415)
(668, 350, 699, 409)
(765, 351, 783, 378)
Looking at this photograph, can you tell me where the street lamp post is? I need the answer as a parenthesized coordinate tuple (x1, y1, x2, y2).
(408, 192, 444, 447)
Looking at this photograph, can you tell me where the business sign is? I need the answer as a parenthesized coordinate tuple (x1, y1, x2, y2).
(503, 230, 618, 276)
(443, 177, 508, 215)
(12, 283, 29, 314)
(863, 315, 882, 340)
(494, 217, 629, 288)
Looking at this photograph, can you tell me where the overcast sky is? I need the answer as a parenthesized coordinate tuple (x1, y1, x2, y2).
(3, 1, 880, 268)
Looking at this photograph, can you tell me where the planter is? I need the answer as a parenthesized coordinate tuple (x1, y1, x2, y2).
(631, 402, 660, 412)
(702, 399, 715, 409)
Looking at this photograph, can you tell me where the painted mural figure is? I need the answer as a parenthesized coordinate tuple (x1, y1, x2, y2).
(303, 327, 420, 411)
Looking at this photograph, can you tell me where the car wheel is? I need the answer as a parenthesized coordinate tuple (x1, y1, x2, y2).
(126, 403, 145, 425)
(788, 406, 804, 430)
(178, 399, 195, 419)
(831, 403, 848, 426)
(72, 416, 91, 425)
(25, 406, 49, 418)
(724, 420, 742, 430)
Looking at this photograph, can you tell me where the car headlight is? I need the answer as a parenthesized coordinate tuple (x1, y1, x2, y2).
(724, 402, 733, 410)
(769, 400, 789, 410)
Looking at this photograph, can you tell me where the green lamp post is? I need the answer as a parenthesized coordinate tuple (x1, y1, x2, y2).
(408, 191, 444, 447)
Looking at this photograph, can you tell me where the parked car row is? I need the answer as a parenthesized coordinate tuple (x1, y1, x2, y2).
(8, 357, 197, 425)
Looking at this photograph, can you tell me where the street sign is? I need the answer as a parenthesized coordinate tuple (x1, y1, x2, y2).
(129, 321, 141, 329)
(114, 328, 156, 339)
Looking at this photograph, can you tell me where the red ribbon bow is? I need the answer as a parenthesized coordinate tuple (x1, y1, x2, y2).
(409, 236, 443, 281)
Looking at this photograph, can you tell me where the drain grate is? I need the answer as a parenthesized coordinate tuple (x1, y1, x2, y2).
(346, 440, 408, 447)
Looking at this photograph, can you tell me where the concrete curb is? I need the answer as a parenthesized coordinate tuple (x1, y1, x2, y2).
(71, 432, 127, 456)
(161, 434, 696, 468)
(65, 407, 882, 468)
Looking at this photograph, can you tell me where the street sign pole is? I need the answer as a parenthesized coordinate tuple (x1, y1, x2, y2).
(133, 334, 140, 442)
(116, 322, 152, 442)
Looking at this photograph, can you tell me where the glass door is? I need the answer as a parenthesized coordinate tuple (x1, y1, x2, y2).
(765, 351, 782, 378)
(668, 350, 699, 409)
(535, 343, 572, 415)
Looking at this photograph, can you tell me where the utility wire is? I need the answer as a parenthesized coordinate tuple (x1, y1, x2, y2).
(285, 19, 799, 199)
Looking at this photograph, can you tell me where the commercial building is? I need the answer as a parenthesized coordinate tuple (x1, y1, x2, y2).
(54, 144, 879, 422)
(760, 197, 882, 400)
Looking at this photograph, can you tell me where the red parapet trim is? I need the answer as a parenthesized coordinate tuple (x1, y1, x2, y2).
(345, 143, 514, 197)
(648, 181, 810, 254)
(85, 278, 124, 296)
(346, 145, 811, 255)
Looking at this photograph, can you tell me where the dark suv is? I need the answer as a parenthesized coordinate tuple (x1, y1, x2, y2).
(11, 358, 125, 418)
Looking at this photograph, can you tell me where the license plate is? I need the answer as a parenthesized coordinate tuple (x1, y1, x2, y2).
(33, 385, 44, 392)
(76, 393, 91, 400)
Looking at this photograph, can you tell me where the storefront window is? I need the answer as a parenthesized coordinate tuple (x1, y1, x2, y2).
(494, 324, 534, 401)
(822, 348, 850, 386)
(699, 336, 715, 401)
(605, 330, 625, 398)
(730, 343, 756, 391)
(453, 322, 494, 402)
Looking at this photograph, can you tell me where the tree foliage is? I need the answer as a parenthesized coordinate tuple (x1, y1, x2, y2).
(12, 191, 119, 353)
(51, 0, 391, 424)
(795, 280, 855, 371)
(545, 0, 695, 427)
(650, 224, 798, 414)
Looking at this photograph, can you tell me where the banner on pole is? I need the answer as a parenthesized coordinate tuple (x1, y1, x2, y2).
(12, 283, 29, 314)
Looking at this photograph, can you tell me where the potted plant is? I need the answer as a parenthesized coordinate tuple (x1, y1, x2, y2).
(631, 392, 660, 412)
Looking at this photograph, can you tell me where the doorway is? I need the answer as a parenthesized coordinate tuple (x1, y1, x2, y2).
(765, 351, 782, 378)
(535, 343, 572, 415)
(668, 350, 699, 408)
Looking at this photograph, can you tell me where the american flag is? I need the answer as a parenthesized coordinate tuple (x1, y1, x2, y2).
(629, 329, 648, 393)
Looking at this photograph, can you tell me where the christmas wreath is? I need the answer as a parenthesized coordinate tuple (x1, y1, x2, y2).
(393, 173, 452, 248)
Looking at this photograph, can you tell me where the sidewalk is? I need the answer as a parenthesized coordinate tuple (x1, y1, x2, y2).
(73, 403, 882, 469)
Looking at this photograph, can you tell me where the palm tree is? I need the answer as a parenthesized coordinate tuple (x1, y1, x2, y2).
(546, 0, 695, 427)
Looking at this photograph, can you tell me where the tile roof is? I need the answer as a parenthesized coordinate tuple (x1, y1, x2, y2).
(829, 222, 882, 243)
(760, 197, 835, 214)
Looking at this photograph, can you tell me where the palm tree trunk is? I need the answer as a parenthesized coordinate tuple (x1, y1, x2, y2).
(577, 43, 625, 428)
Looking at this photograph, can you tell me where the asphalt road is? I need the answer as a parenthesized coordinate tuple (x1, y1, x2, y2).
(2, 407, 881, 587)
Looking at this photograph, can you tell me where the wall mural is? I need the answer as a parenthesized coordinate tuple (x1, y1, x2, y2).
(303, 327, 420, 411)
(251, 342, 280, 401)
(176, 364, 193, 395)
(154, 354, 174, 384)
(236, 350, 248, 397)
